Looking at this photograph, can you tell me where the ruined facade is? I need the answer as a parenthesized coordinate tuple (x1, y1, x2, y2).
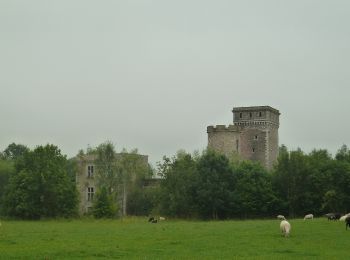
(207, 106, 280, 169)
(75, 153, 148, 215)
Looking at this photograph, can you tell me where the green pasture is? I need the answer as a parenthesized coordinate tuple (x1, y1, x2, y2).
(0, 217, 349, 259)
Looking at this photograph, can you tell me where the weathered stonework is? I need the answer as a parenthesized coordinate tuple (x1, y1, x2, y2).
(207, 106, 280, 169)
(75, 154, 96, 215)
(75, 153, 148, 215)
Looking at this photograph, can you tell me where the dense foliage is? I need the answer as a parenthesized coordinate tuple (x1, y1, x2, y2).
(271, 145, 350, 217)
(156, 150, 280, 219)
(0, 144, 78, 219)
(155, 145, 350, 219)
(0, 160, 15, 203)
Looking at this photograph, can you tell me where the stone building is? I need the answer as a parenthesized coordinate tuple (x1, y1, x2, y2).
(75, 153, 148, 215)
(207, 106, 280, 169)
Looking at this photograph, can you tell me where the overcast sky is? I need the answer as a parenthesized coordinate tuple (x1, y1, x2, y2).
(1, 0, 349, 166)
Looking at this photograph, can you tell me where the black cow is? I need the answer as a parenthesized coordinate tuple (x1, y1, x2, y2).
(346, 216, 350, 230)
(148, 217, 158, 223)
(325, 213, 341, 221)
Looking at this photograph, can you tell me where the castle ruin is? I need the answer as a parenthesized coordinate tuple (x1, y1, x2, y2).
(207, 106, 280, 169)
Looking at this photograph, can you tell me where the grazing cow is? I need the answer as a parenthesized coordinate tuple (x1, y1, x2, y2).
(325, 213, 332, 217)
(325, 213, 341, 221)
(277, 215, 285, 220)
(304, 214, 313, 220)
(159, 217, 166, 221)
(280, 219, 291, 237)
(151, 219, 158, 223)
(148, 217, 155, 222)
(331, 213, 341, 220)
(346, 216, 350, 230)
(340, 214, 350, 221)
(327, 214, 336, 220)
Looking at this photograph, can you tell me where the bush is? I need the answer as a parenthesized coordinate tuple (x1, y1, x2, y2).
(93, 187, 117, 218)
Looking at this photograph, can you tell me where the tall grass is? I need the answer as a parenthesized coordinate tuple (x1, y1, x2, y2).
(0, 217, 349, 259)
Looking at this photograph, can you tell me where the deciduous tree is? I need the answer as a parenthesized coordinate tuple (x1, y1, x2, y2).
(2, 143, 29, 161)
(2, 144, 78, 219)
(194, 150, 235, 219)
(232, 161, 278, 218)
(157, 151, 197, 218)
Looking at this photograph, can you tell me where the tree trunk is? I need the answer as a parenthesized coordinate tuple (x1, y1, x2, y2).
(123, 183, 127, 216)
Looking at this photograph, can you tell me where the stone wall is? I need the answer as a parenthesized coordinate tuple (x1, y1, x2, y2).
(75, 154, 96, 215)
(207, 106, 280, 169)
(207, 125, 241, 158)
(239, 128, 268, 167)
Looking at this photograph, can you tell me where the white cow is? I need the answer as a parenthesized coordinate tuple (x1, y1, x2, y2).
(277, 215, 285, 220)
(340, 214, 350, 221)
(280, 219, 291, 237)
(304, 214, 313, 220)
(340, 215, 347, 221)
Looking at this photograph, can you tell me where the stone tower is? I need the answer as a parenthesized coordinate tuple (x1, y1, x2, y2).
(207, 106, 280, 169)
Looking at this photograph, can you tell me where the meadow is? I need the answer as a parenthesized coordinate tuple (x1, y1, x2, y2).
(0, 217, 349, 259)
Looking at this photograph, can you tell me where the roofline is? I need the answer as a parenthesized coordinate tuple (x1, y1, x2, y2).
(232, 106, 280, 115)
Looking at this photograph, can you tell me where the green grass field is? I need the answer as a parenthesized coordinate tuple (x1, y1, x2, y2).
(0, 217, 349, 259)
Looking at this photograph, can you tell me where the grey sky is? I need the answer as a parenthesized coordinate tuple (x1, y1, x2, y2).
(1, 0, 349, 166)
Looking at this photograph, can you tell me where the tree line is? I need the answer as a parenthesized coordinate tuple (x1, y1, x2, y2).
(1, 142, 350, 219)
(154, 145, 350, 219)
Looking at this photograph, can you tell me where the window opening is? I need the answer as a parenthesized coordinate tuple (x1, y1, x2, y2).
(87, 165, 94, 178)
(87, 187, 94, 201)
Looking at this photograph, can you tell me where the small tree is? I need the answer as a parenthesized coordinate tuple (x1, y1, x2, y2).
(94, 141, 119, 215)
(94, 142, 150, 217)
(118, 148, 150, 216)
(95, 142, 119, 196)
(93, 186, 117, 218)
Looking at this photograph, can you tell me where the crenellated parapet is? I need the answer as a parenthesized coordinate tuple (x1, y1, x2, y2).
(207, 124, 241, 133)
